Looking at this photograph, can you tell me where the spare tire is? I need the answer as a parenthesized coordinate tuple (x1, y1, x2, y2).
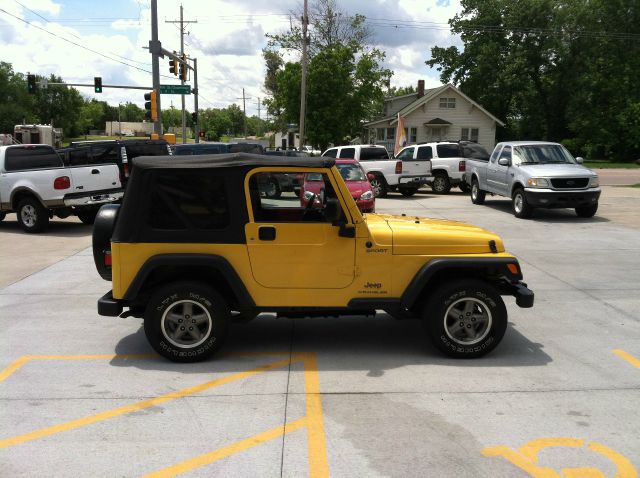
(93, 204, 120, 281)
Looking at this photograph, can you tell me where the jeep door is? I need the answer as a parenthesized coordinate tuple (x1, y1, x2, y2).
(245, 168, 356, 289)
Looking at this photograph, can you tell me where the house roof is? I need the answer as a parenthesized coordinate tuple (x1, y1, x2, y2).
(424, 117, 452, 125)
(390, 84, 505, 127)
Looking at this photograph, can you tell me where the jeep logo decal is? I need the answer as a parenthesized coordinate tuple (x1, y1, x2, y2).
(364, 281, 382, 289)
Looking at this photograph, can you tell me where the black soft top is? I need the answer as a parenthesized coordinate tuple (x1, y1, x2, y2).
(133, 152, 335, 170)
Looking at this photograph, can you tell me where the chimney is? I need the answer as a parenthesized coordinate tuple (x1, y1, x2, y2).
(417, 80, 425, 98)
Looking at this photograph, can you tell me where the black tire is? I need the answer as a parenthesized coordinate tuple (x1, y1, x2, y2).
(77, 209, 99, 225)
(0, 212, 5, 221)
(399, 187, 417, 197)
(93, 204, 120, 280)
(470, 179, 486, 205)
(423, 279, 507, 358)
(17, 197, 49, 233)
(144, 282, 230, 363)
(264, 177, 281, 199)
(369, 175, 388, 198)
(431, 172, 451, 194)
(512, 188, 533, 219)
(459, 182, 471, 193)
(575, 202, 598, 218)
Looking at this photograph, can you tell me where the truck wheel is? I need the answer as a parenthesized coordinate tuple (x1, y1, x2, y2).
(144, 282, 230, 363)
(470, 179, 486, 205)
(431, 172, 451, 194)
(77, 209, 99, 225)
(512, 188, 533, 218)
(575, 203, 598, 218)
(264, 177, 281, 199)
(399, 186, 417, 197)
(17, 197, 49, 233)
(423, 279, 507, 358)
(370, 175, 388, 198)
(459, 182, 471, 193)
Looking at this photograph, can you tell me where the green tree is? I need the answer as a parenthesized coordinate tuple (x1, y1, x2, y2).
(32, 74, 85, 136)
(0, 62, 36, 133)
(78, 100, 107, 133)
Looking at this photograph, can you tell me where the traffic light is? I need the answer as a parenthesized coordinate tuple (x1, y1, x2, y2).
(94, 77, 102, 93)
(191, 112, 198, 124)
(179, 55, 188, 81)
(27, 74, 37, 94)
(144, 90, 158, 121)
(169, 53, 177, 76)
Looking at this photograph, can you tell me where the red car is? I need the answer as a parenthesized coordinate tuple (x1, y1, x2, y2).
(301, 159, 375, 213)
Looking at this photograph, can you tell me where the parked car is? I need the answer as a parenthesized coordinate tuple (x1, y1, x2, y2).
(67, 139, 172, 186)
(301, 159, 375, 213)
(172, 142, 265, 156)
(301, 145, 321, 156)
(0, 144, 123, 232)
(466, 141, 600, 218)
(401, 141, 490, 194)
(322, 144, 431, 197)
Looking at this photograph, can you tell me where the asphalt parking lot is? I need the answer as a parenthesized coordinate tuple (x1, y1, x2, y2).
(1, 181, 639, 477)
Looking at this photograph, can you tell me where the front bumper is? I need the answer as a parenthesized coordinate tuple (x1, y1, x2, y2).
(98, 290, 123, 316)
(499, 280, 535, 308)
(64, 190, 124, 207)
(524, 188, 601, 208)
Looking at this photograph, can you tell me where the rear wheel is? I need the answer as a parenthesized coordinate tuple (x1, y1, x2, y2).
(144, 282, 230, 363)
(470, 179, 486, 205)
(263, 177, 281, 199)
(423, 279, 507, 358)
(512, 188, 533, 218)
(575, 203, 598, 218)
(17, 197, 49, 233)
(369, 175, 388, 198)
(77, 209, 99, 225)
(431, 172, 451, 194)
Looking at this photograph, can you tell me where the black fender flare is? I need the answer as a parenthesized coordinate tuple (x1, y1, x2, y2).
(123, 253, 255, 307)
(400, 257, 523, 309)
(11, 187, 45, 210)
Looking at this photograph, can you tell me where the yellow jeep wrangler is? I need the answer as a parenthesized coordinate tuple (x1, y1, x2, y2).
(94, 153, 533, 362)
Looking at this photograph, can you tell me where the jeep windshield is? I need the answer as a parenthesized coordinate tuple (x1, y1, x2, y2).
(514, 144, 577, 165)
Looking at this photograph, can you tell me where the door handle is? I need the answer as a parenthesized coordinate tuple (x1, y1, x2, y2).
(91, 169, 100, 174)
(258, 226, 276, 241)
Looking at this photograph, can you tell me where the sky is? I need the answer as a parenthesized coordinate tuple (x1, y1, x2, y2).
(1, 0, 463, 117)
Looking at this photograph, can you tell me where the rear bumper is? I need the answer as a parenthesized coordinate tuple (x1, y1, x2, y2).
(64, 189, 124, 207)
(524, 188, 600, 208)
(398, 175, 430, 186)
(98, 290, 123, 316)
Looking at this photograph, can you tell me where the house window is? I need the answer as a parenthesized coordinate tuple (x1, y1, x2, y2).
(376, 128, 385, 140)
(410, 127, 417, 143)
(439, 97, 456, 108)
(386, 127, 395, 140)
(461, 127, 479, 142)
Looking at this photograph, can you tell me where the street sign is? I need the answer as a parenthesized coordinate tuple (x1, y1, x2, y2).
(159, 84, 191, 95)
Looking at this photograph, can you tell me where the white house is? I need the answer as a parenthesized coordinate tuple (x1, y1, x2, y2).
(364, 81, 504, 152)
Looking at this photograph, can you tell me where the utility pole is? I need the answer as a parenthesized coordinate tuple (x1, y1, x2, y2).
(150, 0, 162, 134)
(193, 57, 199, 143)
(166, 5, 197, 143)
(299, 0, 309, 150)
(236, 88, 252, 138)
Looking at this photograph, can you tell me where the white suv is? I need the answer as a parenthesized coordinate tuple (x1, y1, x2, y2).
(321, 145, 431, 197)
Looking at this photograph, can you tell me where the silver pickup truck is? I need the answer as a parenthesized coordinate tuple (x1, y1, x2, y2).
(465, 141, 601, 218)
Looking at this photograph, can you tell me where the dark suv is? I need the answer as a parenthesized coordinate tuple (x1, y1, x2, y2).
(66, 139, 172, 185)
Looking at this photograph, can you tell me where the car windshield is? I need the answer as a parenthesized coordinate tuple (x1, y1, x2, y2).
(336, 164, 366, 181)
(514, 144, 577, 165)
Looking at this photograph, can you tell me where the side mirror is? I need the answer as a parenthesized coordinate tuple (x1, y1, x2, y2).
(498, 157, 510, 166)
(575, 156, 584, 164)
(325, 198, 341, 223)
(367, 173, 375, 182)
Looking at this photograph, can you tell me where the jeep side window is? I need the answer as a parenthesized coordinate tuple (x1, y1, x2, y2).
(338, 148, 355, 159)
(249, 171, 337, 223)
(90, 145, 119, 165)
(67, 148, 92, 166)
(149, 170, 230, 230)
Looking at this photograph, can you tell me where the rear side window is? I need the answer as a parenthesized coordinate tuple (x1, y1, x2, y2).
(322, 149, 337, 158)
(436, 144, 461, 158)
(359, 147, 389, 161)
(4, 146, 63, 171)
(67, 148, 92, 166)
(91, 145, 120, 165)
(149, 171, 230, 230)
(416, 146, 433, 160)
(125, 143, 170, 159)
(338, 148, 355, 159)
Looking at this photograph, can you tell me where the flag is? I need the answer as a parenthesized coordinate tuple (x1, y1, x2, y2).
(394, 113, 407, 157)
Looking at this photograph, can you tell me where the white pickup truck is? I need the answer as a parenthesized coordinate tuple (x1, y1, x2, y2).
(465, 141, 600, 218)
(0, 144, 123, 232)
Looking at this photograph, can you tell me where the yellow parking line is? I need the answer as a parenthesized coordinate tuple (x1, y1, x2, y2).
(141, 418, 308, 478)
(613, 349, 640, 370)
(0, 357, 292, 449)
(0, 354, 157, 383)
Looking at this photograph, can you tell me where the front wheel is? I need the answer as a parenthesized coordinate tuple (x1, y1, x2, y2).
(17, 197, 49, 233)
(512, 188, 533, 218)
(144, 282, 230, 363)
(575, 203, 598, 218)
(369, 175, 388, 198)
(423, 279, 507, 358)
(431, 172, 451, 194)
(470, 179, 486, 205)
